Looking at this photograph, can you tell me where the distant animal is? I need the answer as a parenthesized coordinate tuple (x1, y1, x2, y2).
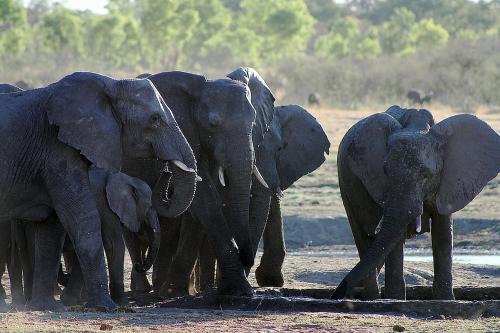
(308, 93, 321, 107)
(407, 90, 433, 106)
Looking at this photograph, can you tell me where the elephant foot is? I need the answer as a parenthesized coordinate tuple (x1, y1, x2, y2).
(60, 288, 84, 306)
(159, 282, 190, 298)
(432, 288, 455, 300)
(0, 298, 7, 312)
(11, 293, 27, 306)
(255, 265, 284, 287)
(28, 297, 64, 311)
(218, 273, 254, 297)
(110, 284, 128, 305)
(85, 295, 117, 312)
(131, 272, 152, 293)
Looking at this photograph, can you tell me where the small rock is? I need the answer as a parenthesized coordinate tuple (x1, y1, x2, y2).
(100, 323, 113, 331)
(393, 324, 405, 332)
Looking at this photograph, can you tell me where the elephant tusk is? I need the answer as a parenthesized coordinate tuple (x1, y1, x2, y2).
(196, 175, 203, 182)
(253, 166, 269, 189)
(374, 218, 382, 235)
(415, 215, 422, 233)
(218, 166, 226, 187)
(171, 160, 196, 173)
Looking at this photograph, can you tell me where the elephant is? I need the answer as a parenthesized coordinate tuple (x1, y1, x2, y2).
(59, 166, 160, 306)
(332, 105, 500, 300)
(124, 68, 274, 297)
(0, 72, 197, 310)
(407, 90, 433, 106)
(158, 102, 330, 292)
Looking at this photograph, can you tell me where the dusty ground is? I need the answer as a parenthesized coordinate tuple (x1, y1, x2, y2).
(1, 105, 499, 332)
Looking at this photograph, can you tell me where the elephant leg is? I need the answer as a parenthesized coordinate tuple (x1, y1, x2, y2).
(150, 217, 181, 292)
(13, 221, 36, 302)
(29, 215, 66, 310)
(339, 171, 381, 300)
(60, 252, 85, 306)
(102, 225, 127, 305)
(189, 175, 252, 297)
(256, 196, 285, 287)
(160, 214, 203, 298)
(431, 213, 454, 300)
(0, 220, 9, 308)
(199, 234, 216, 291)
(384, 238, 406, 299)
(7, 222, 25, 305)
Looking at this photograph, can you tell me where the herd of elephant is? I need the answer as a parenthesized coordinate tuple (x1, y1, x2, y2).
(0, 67, 498, 312)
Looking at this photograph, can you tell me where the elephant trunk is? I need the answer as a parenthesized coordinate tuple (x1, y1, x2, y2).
(134, 209, 161, 273)
(332, 214, 407, 299)
(224, 145, 254, 268)
(152, 162, 197, 218)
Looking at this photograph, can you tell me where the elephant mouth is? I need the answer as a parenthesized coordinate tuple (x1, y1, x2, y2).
(159, 160, 201, 203)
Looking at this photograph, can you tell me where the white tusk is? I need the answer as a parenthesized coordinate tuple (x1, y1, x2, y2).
(374, 218, 382, 235)
(172, 160, 196, 173)
(218, 166, 226, 187)
(415, 215, 422, 233)
(196, 175, 203, 182)
(253, 166, 269, 189)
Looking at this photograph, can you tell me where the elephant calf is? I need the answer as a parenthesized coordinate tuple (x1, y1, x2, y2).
(10, 166, 160, 307)
(334, 105, 500, 300)
(60, 166, 160, 306)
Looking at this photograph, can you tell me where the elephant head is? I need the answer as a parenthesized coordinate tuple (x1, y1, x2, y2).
(105, 172, 160, 273)
(147, 69, 274, 267)
(47, 72, 197, 218)
(333, 105, 500, 298)
(255, 104, 330, 195)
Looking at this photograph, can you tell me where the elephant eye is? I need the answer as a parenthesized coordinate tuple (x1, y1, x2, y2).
(150, 114, 161, 127)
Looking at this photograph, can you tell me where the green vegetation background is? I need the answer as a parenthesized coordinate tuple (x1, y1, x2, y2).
(1, 0, 500, 108)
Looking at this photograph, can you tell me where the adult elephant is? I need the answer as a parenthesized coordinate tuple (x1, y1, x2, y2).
(125, 69, 274, 296)
(332, 105, 500, 300)
(0, 72, 197, 310)
(158, 85, 330, 293)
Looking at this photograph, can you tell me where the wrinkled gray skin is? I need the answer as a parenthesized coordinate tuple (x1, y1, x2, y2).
(0, 72, 196, 310)
(125, 69, 274, 297)
(59, 167, 160, 306)
(333, 105, 500, 300)
(163, 103, 331, 293)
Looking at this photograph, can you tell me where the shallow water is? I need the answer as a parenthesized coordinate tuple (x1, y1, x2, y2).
(287, 250, 500, 267)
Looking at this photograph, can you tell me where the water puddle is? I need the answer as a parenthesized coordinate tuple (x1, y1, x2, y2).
(287, 250, 500, 267)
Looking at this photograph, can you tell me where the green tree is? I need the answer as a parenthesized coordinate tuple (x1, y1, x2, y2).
(379, 7, 416, 55)
(315, 17, 359, 59)
(88, 9, 144, 68)
(0, 0, 31, 56)
(410, 18, 449, 48)
(232, 0, 315, 65)
(138, 0, 200, 68)
(37, 4, 85, 56)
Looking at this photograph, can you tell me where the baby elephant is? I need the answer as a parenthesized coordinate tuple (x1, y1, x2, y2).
(61, 166, 160, 306)
(334, 105, 499, 301)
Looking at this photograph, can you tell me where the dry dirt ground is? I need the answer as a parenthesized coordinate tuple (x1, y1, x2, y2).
(1, 105, 499, 332)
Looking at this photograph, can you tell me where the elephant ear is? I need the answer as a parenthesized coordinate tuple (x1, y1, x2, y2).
(227, 67, 275, 146)
(430, 114, 500, 215)
(105, 172, 153, 233)
(47, 72, 122, 172)
(275, 105, 330, 190)
(344, 113, 402, 204)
